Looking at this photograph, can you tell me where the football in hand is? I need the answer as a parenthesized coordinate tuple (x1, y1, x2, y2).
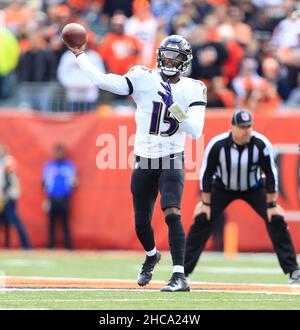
(61, 23, 87, 48)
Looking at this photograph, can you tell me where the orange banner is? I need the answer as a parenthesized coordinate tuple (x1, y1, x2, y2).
(0, 110, 299, 252)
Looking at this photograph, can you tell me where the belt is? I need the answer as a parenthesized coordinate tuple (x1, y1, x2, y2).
(135, 152, 184, 170)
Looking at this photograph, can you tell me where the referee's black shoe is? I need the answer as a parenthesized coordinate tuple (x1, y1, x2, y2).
(160, 272, 190, 292)
(137, 251, 161, 286)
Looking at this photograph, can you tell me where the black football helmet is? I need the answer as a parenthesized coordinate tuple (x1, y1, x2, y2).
(157, 35, 193, 75)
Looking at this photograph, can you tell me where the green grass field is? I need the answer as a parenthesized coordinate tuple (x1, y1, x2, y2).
(0, 250, 299, 310)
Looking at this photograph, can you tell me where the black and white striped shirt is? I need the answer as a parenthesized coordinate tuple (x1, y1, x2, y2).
(200, 131, 278, 193)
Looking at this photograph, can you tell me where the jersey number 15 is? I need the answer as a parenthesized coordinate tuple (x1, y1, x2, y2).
(149, 101, 179, 137)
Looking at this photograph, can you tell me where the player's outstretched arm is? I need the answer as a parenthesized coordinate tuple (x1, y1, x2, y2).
(67, 43, 130, 95)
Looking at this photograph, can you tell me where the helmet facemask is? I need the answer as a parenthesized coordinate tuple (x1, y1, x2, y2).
(157, 39, 193, 75)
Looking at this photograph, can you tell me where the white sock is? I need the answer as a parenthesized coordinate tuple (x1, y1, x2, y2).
(173, 265, 184, 274)
(146, 247, 157, 257)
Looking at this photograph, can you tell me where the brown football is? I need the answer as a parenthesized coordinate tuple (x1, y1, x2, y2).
(61, 23, 87, 48)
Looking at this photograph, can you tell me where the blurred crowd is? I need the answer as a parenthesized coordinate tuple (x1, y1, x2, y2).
(0, 0, 300, 112)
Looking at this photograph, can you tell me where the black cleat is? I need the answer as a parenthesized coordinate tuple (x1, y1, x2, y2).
(160, 272, 190, 292)
(137, 251, 161, 286)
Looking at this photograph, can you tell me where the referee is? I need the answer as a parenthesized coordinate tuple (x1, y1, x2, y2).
(184, 110, 300, 284)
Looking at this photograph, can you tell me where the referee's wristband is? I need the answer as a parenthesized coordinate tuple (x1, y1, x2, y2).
(266, 201, 277, 209)
(202, 201, 211, 206)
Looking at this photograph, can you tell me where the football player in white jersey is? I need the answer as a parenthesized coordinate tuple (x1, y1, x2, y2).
(66, 34, 207, 292)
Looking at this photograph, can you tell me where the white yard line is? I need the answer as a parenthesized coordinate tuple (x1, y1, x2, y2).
(1, 288, 300, 296)
(0, 308, 48, 310)
(1, 259, 55, 267)
(0, 296, 299, 302)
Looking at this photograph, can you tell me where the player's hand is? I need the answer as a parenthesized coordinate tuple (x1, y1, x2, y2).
(158, 80, 188, 122)
(67, 42, 86, 55)
(267, 204, 285, 222)
(158, 80, 174, 107)
(193, 201, 211, 221)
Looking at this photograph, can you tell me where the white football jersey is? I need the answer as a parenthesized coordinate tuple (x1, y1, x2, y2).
(76, 54, 207, 158)
(125, 66, 207, 158)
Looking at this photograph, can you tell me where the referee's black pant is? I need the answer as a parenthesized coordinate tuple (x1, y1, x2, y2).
(184, 185, 299, 275)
